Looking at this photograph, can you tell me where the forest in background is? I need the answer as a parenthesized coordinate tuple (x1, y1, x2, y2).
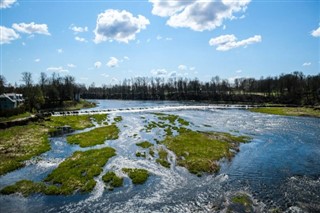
(0, 71, 319, 114)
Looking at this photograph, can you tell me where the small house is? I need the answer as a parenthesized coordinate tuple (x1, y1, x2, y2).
(0, 93, 24, 110)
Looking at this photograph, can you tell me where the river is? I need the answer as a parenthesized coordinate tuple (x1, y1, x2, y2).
(0, 100, 319, 212)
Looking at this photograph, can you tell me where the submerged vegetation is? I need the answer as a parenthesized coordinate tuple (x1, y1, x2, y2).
(67, 124, 119, 147)
(162, 130, 250, 175)
(122, 168, 149, 185)
(1, 147, 116, 196)
(250, 107, 320, 118)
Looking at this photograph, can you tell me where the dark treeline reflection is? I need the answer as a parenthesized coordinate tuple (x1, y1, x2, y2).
(0, 71, 319, 112)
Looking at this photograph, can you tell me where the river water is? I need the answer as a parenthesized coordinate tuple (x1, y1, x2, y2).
(1, 100, 319, 212)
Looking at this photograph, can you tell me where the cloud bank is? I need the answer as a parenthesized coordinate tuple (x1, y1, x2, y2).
(209, 34, 261, 51)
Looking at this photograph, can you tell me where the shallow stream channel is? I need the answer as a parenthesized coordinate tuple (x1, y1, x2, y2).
(0, 100, 319, 212)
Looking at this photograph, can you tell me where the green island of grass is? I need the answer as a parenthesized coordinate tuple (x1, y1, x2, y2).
(135, 151, 146, 158)
(114, 116, 123, 122)
(91, 114, 108, 125)
(228, 193, 253, 212)
(122, 168, 149, 185)
(67, 124, 119, 147)
(156, 148, 171, 168)
(161, 130, 251, 175)
(48, 115, 94, 130)
(249, 107, 320, 118)
(102, 171, 123, 190)
(136, 141, 153, 149)
(0, 147, 116, 196)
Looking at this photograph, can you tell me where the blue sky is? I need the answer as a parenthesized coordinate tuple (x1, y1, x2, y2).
(1, 0, 319, 86)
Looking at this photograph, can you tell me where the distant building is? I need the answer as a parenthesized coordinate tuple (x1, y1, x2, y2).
(0, 93, 24, 110)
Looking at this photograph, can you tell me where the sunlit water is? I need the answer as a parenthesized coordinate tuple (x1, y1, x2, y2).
(1, 100, 319, 212)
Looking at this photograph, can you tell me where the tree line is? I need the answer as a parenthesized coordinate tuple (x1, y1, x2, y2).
(0, 71, 319, 113)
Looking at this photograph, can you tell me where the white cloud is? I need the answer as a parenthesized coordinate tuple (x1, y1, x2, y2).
(12, 22, 50, 35)
(94, 9, 150, 43)
(156, 35, 162, 40)
(178, 64, 188, 71)
(189, 66, 196, 71)
(34, 58, 40, 63)
(47, 66, 69, 73)
(150, 0, 250, 31)
(311, 26, 320, 37)
(124, 56, 130, 60)
(75, 36, 87, 42)
(107, 57, 119, 68)
(22, 42, 26, 46)
(69, 24, 88, 34)
(67, 63, 76, 68)
(0, 26, 19, 44)
(0, 0, 16, 9)
(151, 68, 168, 76)
(165, 37, 173, 41)
(236, 69, 242, 73)
(209, 34, 261, 51)
(302, 62, 311, 66)
(94, 61, 102, 69)
(57, 48, 63, 53)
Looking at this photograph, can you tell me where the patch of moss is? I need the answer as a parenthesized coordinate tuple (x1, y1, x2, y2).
(156, 148, 170, 168)
(177, 117, 190, 126)
(149, 148, 155, 157)
(231, 194, 252, 206)
(136, 141, 153, 149)
(162, 130, 250, 174)
(1, 147, 116, 196)
(0, 124, 50, 176)
(67, 124, 119, 147)
(229, 193, 253, 212)
(102, 171, 123, 189)
(249, 107, 320, 118)
(114, 116, 123, 122)
(122, 168, 149, 185)
(91, 114, 108, 125)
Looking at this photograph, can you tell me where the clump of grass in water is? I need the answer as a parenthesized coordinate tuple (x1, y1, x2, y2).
(47, 115, 94, 130)
(102, 171, 123, 190)
(122, 168, 149, 185)
(162, 130, 251, 175)
(114, 116, 122, 122)
(67, 124, 119, 147)
(156, 148, 171, 168)
(228, 193, 253, 212)
(91, 114, 108, 125)
(249, 107, 320, 118)
(136, 141, 153, 149)
(0, 147, 116, 196)
(135, 152, 146, 158)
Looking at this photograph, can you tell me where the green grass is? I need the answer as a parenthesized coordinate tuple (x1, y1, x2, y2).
(1, 147, 116, 196)
(231, 194, 252, 206)
(102, 171, 123, 189)
(149, 148, 155, 157)
(61, 100, 96, 111)
(0, 112, 32, 122)
(114, 116, 123, 122)
(67, 124, 119, 147)
(135, 152, 146, 158)
(47, 115, 94, 130)
(91, 114, 108, 125)
(249, 107, 320, 118)
(0, 124, 50, 176)
(136, 141, 153, 149)
(122, 168, 149, 185)
(156, 148, 170, 168)
(162, 130, 250, 174)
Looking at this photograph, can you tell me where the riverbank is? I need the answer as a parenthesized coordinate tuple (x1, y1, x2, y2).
(249, 107, 320, 118)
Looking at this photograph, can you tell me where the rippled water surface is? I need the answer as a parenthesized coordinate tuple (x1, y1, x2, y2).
(1, 100, 319, 212)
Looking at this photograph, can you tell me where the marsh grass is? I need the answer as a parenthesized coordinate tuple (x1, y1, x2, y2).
(122, 168, 149, 185)
(249, 107, 320, 118)
(91, 114, 108, 125)
(67, 124, 119, 147)
(156, 148, 170, 168)
(0, 124, 50, 176)
(114, 116, 123, 122)
(47, 115, 94, 130)
(162, 130, 250, 174)
(1, 147, 116, 196)
(102, 171, 123, 189)
(136, 141, 153, 149)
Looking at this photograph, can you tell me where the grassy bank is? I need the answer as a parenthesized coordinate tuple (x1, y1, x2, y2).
(0, 124, 50, 176)
(0, 112, 32, 123)
(162, 130, 250, 175)
(0, 115, 101, 176)
(249, 107, 320, 118)
(1, 147, 116, 196)
(67, 124, 119, 147)
(102, 171, 123, 189)
(156, 148, 170, 168)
